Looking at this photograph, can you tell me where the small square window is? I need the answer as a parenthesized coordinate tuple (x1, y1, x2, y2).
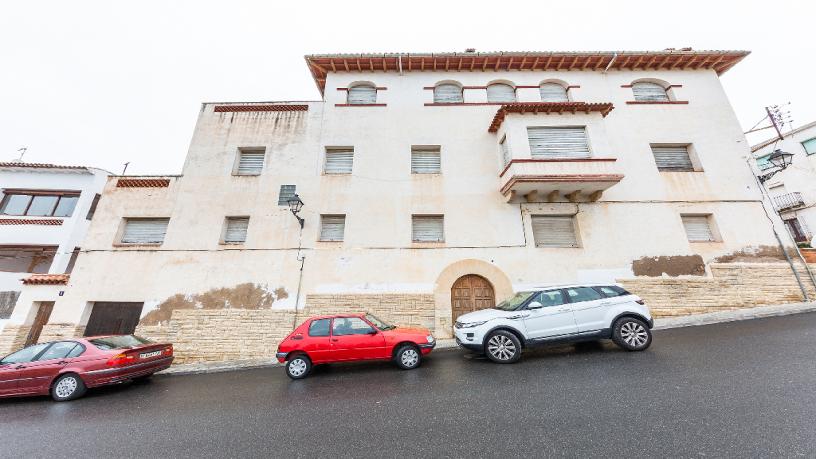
(121, 218, 170, 244)
(235, 148, 265, 175)
(651, 144, 695, 172)
(278, 185, 296, 206)
(411, 146, 441, 174)
(320, 215, 346, 241)
(802, 137, 816, 155)
(412, 215, 444, 242)
(681, 215, 717, 242)
(324, 148, 354, 174)
(223, 217, 249, 244)
(532, 215, 579, 247)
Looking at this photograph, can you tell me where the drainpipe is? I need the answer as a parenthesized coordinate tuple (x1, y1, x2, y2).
(398, 54, 404, 75)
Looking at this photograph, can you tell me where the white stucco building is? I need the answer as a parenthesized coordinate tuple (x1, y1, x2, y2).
(2, 49, 812, 362)
(0, 162, 109, 339)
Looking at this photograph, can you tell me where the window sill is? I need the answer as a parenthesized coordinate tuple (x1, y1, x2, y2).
(232, 173, 261, 177)
(334, 104, 387, 107)
(411, 241, 446, 246)
(657, 169, 703, 173)
(317, 240, 344, 244)
(535, 245, 582, 249)
(689, 240, 722, 244)
(219, 242, 246, 247)
(626, 101, 689, 105)
(112, 243, 163, 248)
(425, 102, 506, 106)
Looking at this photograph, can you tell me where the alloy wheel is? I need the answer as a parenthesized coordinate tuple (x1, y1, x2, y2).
(288, 358, 307, 377)
(620, 322, 649, 348)
(55, 377, 78, 399)
(487, 335, 517, 361)
(400, 348, 419, 368)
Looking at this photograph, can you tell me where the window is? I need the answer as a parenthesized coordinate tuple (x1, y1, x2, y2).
(594, 285, 630, 298)
(527, 127, 590, 159)
(0, 191, 80, 217)
(535, 290, 566, 307)
(539, 83, 569, 102)
(331, 317, 375, 336)
(319, 215, 346, 241)
(486, 83, 516, 103)
(681, 215, 716, 242)
(86, 194, 101, 220)
(347, 84, 377, 104)
(411, 146, 441, 174)
(90, 335, 153, 350)
(235, 148, 265, 175)
(324, 148, 354, 174)
(632, 82, 669, 102)
(277, 185, 296, 206)
(500, 135, 511, 167)
(565, 287, 604, 303)
(651, 145, 695, 171)
(308, 319, 331, 337)
(412, 215, 444, 242)
(802, 137, 816, 155)
(755, 153, 775, 171)
(532, 215, 579, 247)
(433, 83, 463, 103)
(0, 343, 49, 364)
(0, 246, 57, 274)
(121, 218, 170, 244)
(223, 217, 249, 244)
(37, 342, 81, 361)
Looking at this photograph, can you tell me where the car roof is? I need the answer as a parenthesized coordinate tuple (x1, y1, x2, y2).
(525, 282, 624, 291)
(307, 313, 366, 321)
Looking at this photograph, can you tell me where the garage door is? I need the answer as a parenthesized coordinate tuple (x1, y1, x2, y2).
(83, 302, 144, 337)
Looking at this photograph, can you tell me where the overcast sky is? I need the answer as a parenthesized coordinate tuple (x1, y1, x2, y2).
(1, 1, 814, 175)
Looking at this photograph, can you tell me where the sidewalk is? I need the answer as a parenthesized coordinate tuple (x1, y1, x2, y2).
(161, 301, 816, 376)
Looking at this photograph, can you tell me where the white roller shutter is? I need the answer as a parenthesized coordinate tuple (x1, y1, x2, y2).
(224, 217, 249, 243)
(434, 84, 463, 103)
(121, 218, 169, 244)
(236, 150, 265, 175)
(320, 215, 346, 241)
(682, 216, 715, 242)
(486, 84, 516, 103)
(411, 147, 441, 174)
(532, 216, 578, 247)
(632, 82, 669, 102)
(277, 185, 296, 206)
(412, 216, 444, 242)
(651, 145, 694, 171)
(325, 148, 354, 174)
(539, 83, 569, 102)
(527, 127, 590, 159)
(500, 136, 511, 167)
(347, 86, 377, 104)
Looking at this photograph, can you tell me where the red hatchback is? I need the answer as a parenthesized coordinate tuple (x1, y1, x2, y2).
(276, 313, 436, 379)
(0, 335, 173, 401)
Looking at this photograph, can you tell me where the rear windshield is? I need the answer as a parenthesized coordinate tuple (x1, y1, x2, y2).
(90, 335, 154, 351)
(593, 285, 631, 298)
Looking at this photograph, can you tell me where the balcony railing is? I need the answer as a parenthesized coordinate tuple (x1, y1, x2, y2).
(773, 192, 805, 211)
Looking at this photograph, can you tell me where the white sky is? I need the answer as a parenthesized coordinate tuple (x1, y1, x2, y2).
(1, 1, 814, 175)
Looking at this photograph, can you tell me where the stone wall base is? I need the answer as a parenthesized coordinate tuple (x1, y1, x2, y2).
(38, 324, 86, 344)
(0, 325, 30, 356)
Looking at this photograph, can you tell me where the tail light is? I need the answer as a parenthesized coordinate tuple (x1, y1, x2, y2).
(163, 346, 173, 356)
(106, 353, 135, 367)
(636, 299, 645, 305)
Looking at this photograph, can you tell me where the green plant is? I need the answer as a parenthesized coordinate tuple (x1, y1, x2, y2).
(797, 242, 812, 249)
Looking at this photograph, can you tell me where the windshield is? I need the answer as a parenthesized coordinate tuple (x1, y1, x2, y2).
(90, 335, 153, 351)
(494, 292, 535, 311)
(365, 314, 395, 331)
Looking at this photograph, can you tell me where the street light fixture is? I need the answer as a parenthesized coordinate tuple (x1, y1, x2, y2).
(287, 194, 305, 228)
(758, 149, 794, 183)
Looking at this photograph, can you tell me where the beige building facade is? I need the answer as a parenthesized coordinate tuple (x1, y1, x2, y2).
(2, 50, 812, 362)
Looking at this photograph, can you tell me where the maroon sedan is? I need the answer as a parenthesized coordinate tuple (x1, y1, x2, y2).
(0, 335, 173, 402)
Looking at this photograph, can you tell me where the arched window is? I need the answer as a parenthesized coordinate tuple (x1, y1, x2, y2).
(486, 83, 516, 103)
(347, 84, 377, 104)
(434, 83, 463, 103)
(631, 82, 669, 102)
(539, 83, 569, 102)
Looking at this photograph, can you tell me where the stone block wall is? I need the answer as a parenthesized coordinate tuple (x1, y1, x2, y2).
(0, 325, 29, 356)
(304, 294, 436, 330)
(38, 324, 86, 344)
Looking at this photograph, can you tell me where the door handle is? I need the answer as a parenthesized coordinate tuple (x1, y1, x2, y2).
(14, 365, 26, 369)
(58, 361, 68, 365)
(599, 302, 612, 306)
(558, 308, 571, 312)
(331, 338, 339, 342)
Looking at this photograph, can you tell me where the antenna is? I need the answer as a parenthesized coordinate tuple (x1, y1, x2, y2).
(121, 162, 130, 175)
(15, 147, 27, 162)
(744, 103, 794, 139)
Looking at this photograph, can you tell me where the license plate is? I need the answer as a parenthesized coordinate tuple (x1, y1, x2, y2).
(139, 350, 162, 359)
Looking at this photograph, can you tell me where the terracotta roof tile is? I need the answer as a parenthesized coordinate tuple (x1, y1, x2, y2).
(116, 178, 171, 188)
(22, 274, 70, 285)
(488, 102, 615, 133)
(0, 162, 87, 170)
(213, 104, 309, 112)
(0, 218, 63, 226)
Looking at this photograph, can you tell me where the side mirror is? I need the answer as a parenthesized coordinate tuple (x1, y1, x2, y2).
(367, 329, 378, 335)
(527, 301, 543, 310)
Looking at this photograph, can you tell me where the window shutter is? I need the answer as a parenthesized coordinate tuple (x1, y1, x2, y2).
(682, 216, 715, 242)
(224, 217, 249, 243)
(486, 84, 516, 103)
(277, 185, 296, 206)
(411, 147, 441, 174)
(237, 150, 265, 175)
(325, 148, 354, 174)
(500, 136, 511, 167)
(412, 216, 444, 242)
(532, 216, 578, 247)
(347, 86, 377, 104)
(320, 215, 345, 241)
(434, 84, 463, 103)
(121, 218, 169, 244)
(632, 82, 669, 102)
(651, 145, 694, 171)
(527, 127, 590, 159)
(539, 83, 569, 102)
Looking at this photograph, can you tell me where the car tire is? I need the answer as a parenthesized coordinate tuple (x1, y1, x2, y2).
(484, 330, 522, 364)
(286, 354, 312, 379)
(51, 373, 87, 402)
(394, 345, 421, 370)
(612, 317, 652, 351)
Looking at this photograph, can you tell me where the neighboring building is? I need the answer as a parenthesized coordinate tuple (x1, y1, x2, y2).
(2, 49, 813, 362)
(0, 162, 109, 345)
(752, 121, 816, 244)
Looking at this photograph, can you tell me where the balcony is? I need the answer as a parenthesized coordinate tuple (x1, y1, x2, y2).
(773, 192, 805, 212)
(499, 158, 624, 202)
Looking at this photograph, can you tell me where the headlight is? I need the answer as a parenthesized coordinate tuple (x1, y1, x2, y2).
(426, 335, 435, 343)
(458, 320, 487, 328)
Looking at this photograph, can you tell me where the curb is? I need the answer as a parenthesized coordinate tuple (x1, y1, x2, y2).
(160, 301, 816, 376)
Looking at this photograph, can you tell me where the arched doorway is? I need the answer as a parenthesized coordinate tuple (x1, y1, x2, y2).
(451, 275, 495, 322)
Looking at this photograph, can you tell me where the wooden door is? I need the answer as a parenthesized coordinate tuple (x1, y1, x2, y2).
(25, 302, 54, 346)
(83, 302, 144, 337)
(451, 275, 495, 322)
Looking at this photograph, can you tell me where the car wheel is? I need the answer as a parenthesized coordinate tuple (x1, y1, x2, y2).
(394, 345, 421, 370)
(286, 354, 312, 379)
(612, 317, 652, 351)
(51, 373, 86, 402)
(485, 330, 522, 364)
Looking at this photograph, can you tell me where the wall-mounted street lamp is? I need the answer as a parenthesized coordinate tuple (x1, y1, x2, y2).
(287, 193, 305, 228)
(758, 149, 794, 183)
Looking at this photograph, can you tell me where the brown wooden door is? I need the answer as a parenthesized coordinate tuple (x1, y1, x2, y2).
(25, 302, 54, 346)
(83, 302, 144, 337)
(451, 275, 495, 323)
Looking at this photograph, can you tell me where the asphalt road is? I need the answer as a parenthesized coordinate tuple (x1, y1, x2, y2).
(2, 313, 816, 458)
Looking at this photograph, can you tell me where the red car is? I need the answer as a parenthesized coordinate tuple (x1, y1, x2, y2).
(0, 335, 173, 401)
(276, 313, 436, 379)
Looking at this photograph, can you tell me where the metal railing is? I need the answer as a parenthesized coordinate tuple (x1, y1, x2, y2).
(773, 192, 805, 211)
